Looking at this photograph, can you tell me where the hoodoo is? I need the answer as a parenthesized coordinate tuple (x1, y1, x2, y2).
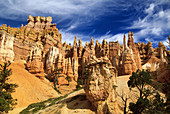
(0, 15, 169, 113)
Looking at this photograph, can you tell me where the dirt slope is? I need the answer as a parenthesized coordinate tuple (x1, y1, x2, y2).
(0, 61, 60, 108)
(8, 71, 132, 114)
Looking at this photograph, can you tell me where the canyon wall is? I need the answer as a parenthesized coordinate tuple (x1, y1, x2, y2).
(0, 15, 169, 82)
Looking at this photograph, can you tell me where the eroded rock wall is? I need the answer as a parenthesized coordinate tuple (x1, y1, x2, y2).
(0, 31, 15, 61)
(0, 15, 168, 83)
(27, 45, 44, 79)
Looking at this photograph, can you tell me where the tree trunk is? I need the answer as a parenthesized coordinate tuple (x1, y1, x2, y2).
(124, 100, 127, 114)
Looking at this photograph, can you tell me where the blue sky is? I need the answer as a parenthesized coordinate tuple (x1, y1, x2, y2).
(0, 0, 170, 48)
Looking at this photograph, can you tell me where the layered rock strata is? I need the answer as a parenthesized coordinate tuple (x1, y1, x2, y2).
(72, 37, 79, 81)
(27, 45, 44, 79)
(0, 15, 168, 83)
(46, 47, 59, 74)
(45, 47, 76, 85)
(127, 31, 141, 70)
(0, 31, 15, 61)
(119, 34, 137, 75)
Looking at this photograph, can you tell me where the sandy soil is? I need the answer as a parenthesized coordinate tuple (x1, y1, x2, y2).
(0, 61, 60, 113)
(117, 75, 139, 111)
(8, 73, 133, 114)
(8, 107, 26, 114)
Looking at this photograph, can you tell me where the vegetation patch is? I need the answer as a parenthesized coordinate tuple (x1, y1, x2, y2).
(20, 88, 83, 114)
(20, 94, 68, 114)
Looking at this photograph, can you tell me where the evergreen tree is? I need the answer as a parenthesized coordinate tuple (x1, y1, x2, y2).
(128, 69, 166, 114)
(128, 69, 152, 98)
(0, 61, 18, 113)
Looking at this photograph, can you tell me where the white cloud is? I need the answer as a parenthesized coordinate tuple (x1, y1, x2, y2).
(60, 30, 78, 45)
(128, 0, 170, 45)
(61, 29, 127, 47)
(65, 25, 77, 32)
(0, 0, 169, 48)
(145, 3, 155, 14)
(145, 38, 158, 44)
(162, 39, 169, 48)
(60, 30, 90, 46)
(151, 28, 162, 36)
(158, 10, 165, 17)
(0, 0, 108, 20)
(0, 0, 114, 31)
(95, 33, 126, 45)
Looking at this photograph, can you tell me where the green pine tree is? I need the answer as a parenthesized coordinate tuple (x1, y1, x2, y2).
(127, 69, 166, 114)
(0, 61, 18, 113)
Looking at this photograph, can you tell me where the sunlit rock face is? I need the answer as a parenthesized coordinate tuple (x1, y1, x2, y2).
(84, 56, 120, 114)
(108, 41, 120, 69)
(0, 15, 62, 62)
(27, 45, 45, 79)
(140, 40, 168, 71)
(0, 15, 169, 85)
(119, 34, 137, 75)
(127, 31, 141, 70)
(72, 36, 78, 81)
(0, 31, 15, 61)
(46, 46, 60, 74)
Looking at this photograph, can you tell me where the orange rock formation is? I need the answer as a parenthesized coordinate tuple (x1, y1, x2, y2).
(0, 15, 168, 84)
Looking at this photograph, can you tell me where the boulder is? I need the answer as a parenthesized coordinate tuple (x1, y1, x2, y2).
(46, 16, 52, 23)
(27, 15, 34, 28)
(147, 41, 154, 55)
(73, 36, 78, 58)
(84, 56, 120, 114)
(142, 54, 160, 71)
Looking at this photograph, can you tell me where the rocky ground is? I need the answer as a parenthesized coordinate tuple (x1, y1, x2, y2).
(5, 60, 166, 114)
(8, 73, 133, 114)
(18, 75, 133, 114)
(36, 89, 96, 114)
